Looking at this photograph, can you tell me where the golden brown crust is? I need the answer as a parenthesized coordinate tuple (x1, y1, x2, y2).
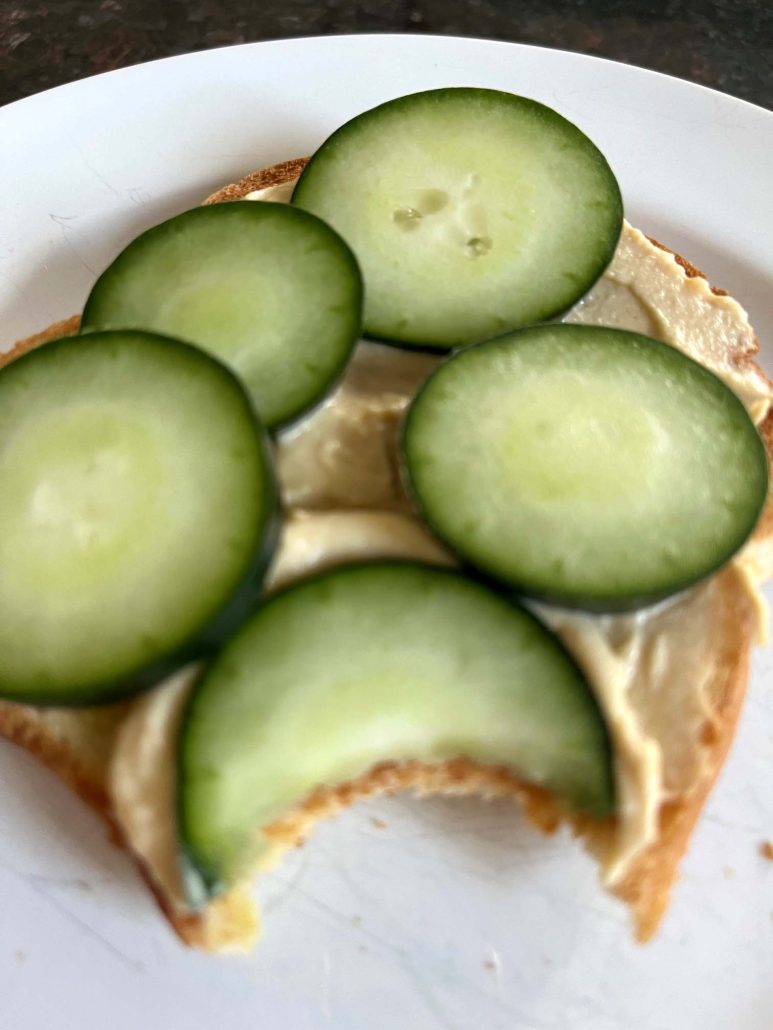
(203, 158, 309, 205)
(761, 841, 773, 860)
(0, 701, 115, 822)
(0, 158, 769, 951)
(264, 759, 572, 850)
(152, 879, 259, 952)
(3, 314, 82, 361)
(646, 237, 729, 297)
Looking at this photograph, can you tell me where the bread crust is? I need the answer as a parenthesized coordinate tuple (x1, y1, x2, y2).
(203, 157, 308, 205)
(600, 565, 757, 939)
(0, 158, 769, 950)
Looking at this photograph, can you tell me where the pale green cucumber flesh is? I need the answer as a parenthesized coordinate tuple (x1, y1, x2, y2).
(82, 202, 363, 429)
(178, 562, 613, 899)
(0, 331, 277, 704)
(292, 87, 622, 349)
(403, 325, 768, 609)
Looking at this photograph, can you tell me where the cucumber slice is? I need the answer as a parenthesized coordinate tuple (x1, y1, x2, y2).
(292, 88, 622, 349)
(178, 562, 613, 898)
(0, 331, 277, 705)
(403, 325, 768, 610)
(82, 202, 362, 429)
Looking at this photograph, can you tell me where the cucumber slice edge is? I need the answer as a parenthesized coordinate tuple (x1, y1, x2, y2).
(0, 330, 281, 707)
(401, 325, 769, 611)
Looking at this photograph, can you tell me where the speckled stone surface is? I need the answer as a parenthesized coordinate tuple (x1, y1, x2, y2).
(1, 0, 772, 109)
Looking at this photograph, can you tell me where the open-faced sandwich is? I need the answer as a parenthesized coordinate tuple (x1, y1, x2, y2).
(1, 88, 770, 952)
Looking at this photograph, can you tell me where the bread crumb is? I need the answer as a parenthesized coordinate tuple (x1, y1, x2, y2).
(722, 866, 736, 879)
(760, 841, 773, 860)
(483, 948, 501, 975)
(14, 950, 25, 962)
(369, 817, 387, 830)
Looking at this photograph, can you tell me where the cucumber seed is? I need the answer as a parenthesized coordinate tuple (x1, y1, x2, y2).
(392, 206, 422, 230)
(465, 235, 493, 258)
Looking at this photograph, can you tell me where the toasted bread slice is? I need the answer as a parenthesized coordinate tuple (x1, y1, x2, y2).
(1, 158, 771, 952)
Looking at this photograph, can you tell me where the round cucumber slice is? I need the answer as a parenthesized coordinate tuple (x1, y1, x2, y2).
(403, 325, 768, 610)
(0, 331, 277, 705)
(82, 202, 363, 429)
(292, 88, 622, 349)
(178, 562, 613, 898)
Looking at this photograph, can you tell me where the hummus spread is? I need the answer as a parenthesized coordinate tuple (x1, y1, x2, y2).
(110, 180, 772, 911)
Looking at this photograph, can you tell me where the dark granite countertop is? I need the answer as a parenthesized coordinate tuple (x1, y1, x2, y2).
(1, 0, 772, 110)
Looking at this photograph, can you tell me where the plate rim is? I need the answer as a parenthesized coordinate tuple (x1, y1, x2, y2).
(2, 32, 772, 124)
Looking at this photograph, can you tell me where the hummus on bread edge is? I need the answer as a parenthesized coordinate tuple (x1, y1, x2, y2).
(109, 180, 772, 915)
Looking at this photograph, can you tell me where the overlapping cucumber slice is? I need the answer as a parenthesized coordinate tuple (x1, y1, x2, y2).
(293, 87, 623, 349)
(403, 324, 768, 610)
(0, 331, 277, 704)
(178, 562, 614, 899)
(83, 202, 363, 428)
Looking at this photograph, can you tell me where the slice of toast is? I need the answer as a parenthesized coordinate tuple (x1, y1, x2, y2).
(1, 158, 771, 951)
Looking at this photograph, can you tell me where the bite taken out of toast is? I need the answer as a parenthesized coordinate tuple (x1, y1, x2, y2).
(1, 156, 771, 953)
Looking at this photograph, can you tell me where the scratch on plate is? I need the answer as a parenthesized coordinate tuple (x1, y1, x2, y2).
(48, 213, 97, 276)
(0, 853, 143, 973)
(321, 950, 332, 1023)
(703, 812, 760, 835)
(26, 873, 96, 892)
(275, 880, 534, 1026)
(262, 848, 312, 915)
(77, 149, 121, 197)
(35, 887, 145, 973)
(126, 187, 151, 207)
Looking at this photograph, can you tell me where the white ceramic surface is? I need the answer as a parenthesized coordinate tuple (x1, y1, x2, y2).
(1, 35, 772, 1030)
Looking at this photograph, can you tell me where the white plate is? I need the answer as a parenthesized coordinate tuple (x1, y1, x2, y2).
(1, 35, 772, 1030)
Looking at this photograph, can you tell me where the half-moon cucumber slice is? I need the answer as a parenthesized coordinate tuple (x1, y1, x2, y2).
(0, 331, 277, 704)
(178, 562, 613, 899)
(83, 202, 363, 429)
(292, 88, 622, 349)
(402, 324, 768, 609)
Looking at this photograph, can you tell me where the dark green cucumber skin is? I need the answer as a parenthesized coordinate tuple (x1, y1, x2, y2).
(292, 87, 623, 351)
(401, 329, 769, 612)
(176, 560, 616, 904)
(0, 331, 281, 708)
(81, 202, 364, 432)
